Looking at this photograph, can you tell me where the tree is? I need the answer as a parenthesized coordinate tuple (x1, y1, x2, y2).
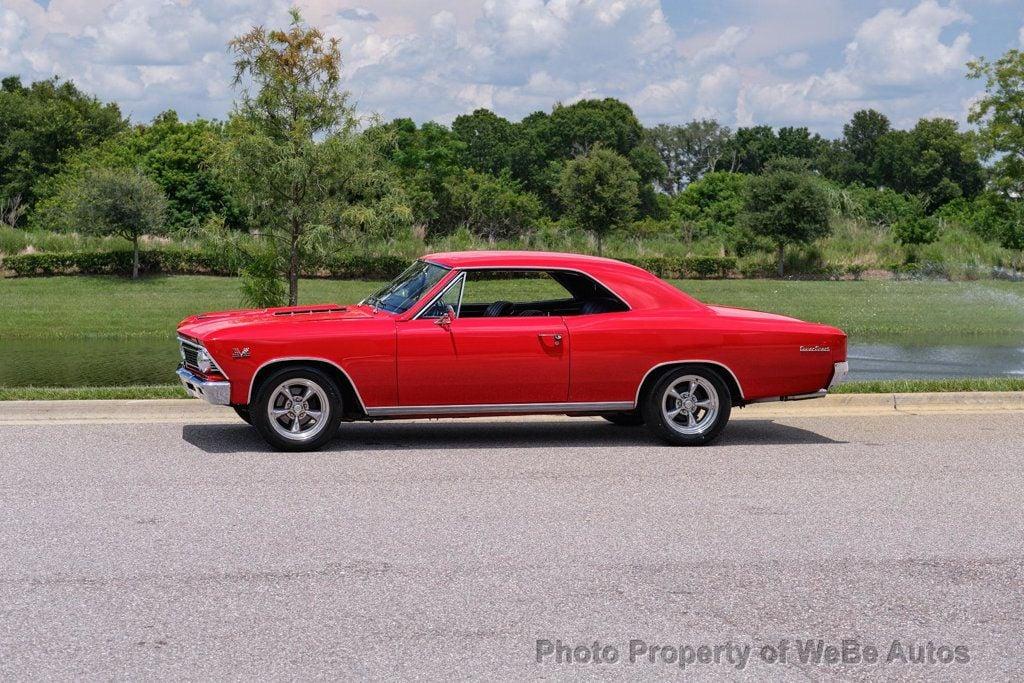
(646, 120, 731, 194)
(71, 168, 167, 279)
(445, 169, 542, 241)
(968, 49, 1024, 197)
(451, 109, 515, 175)
(371, 118, 466, 235)
(741, 159, 831, 276)
(720, 126, 777, 173)
(872, 119, 984, 211)
(672, 171, 748, 244)
(555, 147, 639, 254)
(222, 9, 410, 305)
(841, 109, 891, 184)
(0, 76, 126, 220)
(32, 110, 241, 233)
(547, 98, 644, 158)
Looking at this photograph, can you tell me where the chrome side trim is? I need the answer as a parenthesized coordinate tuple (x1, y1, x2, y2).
(177, 367, 231, 405)
(633, 360, 745, 405)
(245, 356, 368, 408)
(365, 401, 634, 417)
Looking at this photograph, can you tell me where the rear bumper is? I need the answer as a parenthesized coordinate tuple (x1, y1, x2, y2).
(828, 361, 849, 389)
(748, 361, 850, 404)
(176, 366, 231, 405)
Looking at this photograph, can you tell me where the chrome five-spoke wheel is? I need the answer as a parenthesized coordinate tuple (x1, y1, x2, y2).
(267, 378, 330, 442)
(661, 374, 718, 435)
(642, 366, 732, 446)
(252, 366, 342, 451)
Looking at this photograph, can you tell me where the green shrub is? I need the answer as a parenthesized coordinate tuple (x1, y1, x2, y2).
(893, 216, 939, 245)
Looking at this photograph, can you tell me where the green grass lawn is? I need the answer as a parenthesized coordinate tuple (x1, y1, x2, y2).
(3, 274, 1024, 397)
(2, 274, 1023, 342)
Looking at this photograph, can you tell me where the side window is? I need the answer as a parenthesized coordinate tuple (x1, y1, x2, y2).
(419, 274, 465, 319)
(461, 271, 573, 317)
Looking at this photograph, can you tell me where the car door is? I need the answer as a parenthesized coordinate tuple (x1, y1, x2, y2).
(395, 271, 570, 407)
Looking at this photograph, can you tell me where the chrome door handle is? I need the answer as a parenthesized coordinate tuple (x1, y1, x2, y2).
(539, 333, 563, 346)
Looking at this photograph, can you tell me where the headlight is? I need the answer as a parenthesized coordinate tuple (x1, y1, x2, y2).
(196, 347, 213, 373)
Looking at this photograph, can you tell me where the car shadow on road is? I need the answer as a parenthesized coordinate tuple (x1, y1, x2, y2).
(182, 418, 842, 454)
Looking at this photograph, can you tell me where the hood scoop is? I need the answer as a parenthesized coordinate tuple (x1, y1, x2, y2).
(273, 306, 348, 316)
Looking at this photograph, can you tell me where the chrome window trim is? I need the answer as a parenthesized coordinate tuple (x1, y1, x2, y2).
(365, 401, 634, 417)
(359, 259, 452, 311)
(245, 356, 367, 407)
(441, 266, 632, 313)
(177, 335, 229, 379)
(412, 272, 466, 320)
(634, 360, 745, 404)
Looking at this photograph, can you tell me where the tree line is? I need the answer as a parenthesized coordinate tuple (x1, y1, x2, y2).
(1, 11, 1022, 301)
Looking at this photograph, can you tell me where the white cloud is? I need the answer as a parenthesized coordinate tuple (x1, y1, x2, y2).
(0, 9, 29, 72)
(1019, 24, 1024, 48)
(0, 0, 1007, 136)
(844, 0, 972, 85)
(776, 51, 810, 70)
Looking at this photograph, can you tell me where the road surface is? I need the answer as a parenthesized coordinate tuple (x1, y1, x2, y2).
(1, 407, 1022, 679)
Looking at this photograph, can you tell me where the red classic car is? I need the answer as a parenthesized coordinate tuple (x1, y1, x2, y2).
(177, 251, 848, 451)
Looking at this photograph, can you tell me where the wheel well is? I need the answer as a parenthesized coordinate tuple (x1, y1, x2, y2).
(248, 360, 366, 417)
(637, 362, 743, 407)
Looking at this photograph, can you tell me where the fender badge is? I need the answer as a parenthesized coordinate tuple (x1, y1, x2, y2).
(800, 345, 831, 353)
(231, 347, 251, 359)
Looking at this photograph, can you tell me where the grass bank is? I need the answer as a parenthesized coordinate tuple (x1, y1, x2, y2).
(3, 274, 1024, 341)
(4, 378, 1023, 401)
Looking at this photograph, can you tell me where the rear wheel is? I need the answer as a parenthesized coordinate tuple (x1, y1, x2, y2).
(601, 412, 644, 426)
(642, 367, 731, 446)
(251, 366, 342, 452)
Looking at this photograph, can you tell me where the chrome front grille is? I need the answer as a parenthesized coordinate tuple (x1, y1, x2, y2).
(180, 339, 201, 368)
(178, 337, 225, 377)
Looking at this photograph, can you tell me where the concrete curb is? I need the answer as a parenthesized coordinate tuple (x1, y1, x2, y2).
(0, 392, 1022, 425)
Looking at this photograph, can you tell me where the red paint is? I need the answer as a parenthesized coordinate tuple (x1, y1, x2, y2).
(177, 251, 847, 412)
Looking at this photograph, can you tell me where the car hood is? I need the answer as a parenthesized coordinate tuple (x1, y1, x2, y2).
(178, 304, 380, 340)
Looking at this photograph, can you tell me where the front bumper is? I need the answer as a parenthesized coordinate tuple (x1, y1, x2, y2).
(176, 366, 231, 405)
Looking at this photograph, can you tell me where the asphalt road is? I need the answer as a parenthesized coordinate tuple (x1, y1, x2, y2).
(1, 411, 1022, 680)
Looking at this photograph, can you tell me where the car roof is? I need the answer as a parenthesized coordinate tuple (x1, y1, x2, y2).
(423, 250, 635, 270)
(421, 250, 705, 312)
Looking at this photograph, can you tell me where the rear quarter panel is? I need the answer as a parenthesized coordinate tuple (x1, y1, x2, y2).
(563, 309, 845, 403)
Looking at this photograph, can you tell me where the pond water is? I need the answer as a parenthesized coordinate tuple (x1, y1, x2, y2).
(1, 336, 1022, 386)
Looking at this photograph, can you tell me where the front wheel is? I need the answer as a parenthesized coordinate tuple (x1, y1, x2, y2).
(642, 367, 731, 446)
(233, 406, 253, 425)
(251, 366, 343, 452)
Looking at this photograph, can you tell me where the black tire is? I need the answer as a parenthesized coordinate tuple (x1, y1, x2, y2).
(601, 412, 645, 426)
(641, 366, 731, 446)
(251, 365, 343, 452)
(233, 406, 253, 425)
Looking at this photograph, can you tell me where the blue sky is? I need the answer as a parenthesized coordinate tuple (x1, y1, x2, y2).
(2, 0, 1023, 135)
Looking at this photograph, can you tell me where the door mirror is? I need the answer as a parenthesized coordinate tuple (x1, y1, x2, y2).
(435, 304, 456, 328)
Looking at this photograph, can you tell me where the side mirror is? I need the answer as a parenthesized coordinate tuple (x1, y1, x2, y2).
(435, 304, 456, 328)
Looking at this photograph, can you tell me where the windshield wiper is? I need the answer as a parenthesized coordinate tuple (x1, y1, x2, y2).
(363, 295, 382, 313)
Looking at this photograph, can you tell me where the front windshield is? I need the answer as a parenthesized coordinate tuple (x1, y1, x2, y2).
(362, 261, 450, 314)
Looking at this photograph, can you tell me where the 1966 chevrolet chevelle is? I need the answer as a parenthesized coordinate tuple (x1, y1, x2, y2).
(177, 251, 848, 451)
